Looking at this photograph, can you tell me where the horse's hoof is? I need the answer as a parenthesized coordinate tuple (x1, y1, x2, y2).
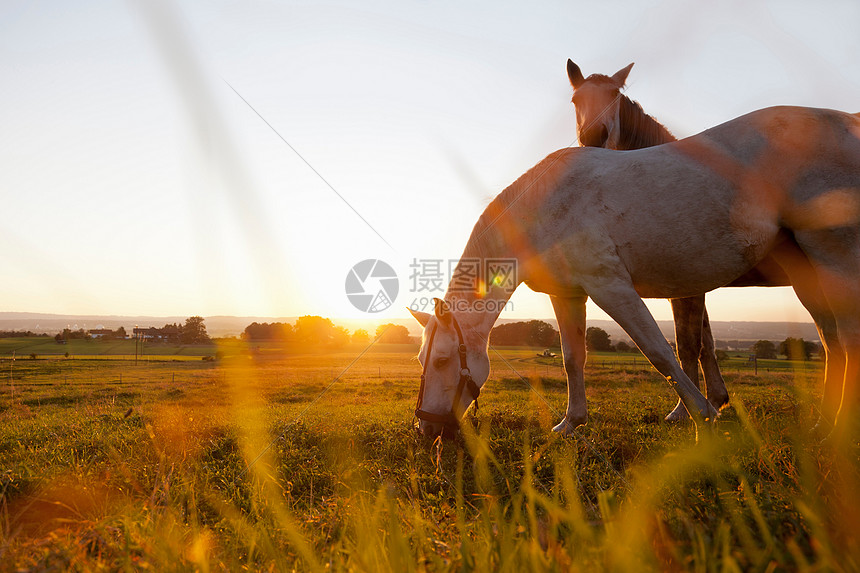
(664, 403, 690, 423)
(810, 418, 835, 442)
(552, 418, 581, 436)
(708, 392, 730, 411)
(706, 402, 720, 423)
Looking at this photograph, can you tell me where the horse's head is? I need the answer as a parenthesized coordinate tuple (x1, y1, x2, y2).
(567, 59, 634, 149)
(409, 298, 489, 438)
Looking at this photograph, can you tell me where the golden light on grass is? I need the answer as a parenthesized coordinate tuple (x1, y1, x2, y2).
(0, 347, 858, 570)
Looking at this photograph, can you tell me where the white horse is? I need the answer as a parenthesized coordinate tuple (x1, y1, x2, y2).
(410, 105, 860, 441)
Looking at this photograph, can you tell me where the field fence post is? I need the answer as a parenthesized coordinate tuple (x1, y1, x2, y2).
(8, 352, 14, 398)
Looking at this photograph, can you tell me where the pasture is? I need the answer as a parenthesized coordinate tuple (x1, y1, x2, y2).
(0, 345, 857, 571)
(0, 337, 216, 361)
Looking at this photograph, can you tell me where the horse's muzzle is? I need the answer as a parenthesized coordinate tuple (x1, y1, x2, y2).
(417, 418, 459, 440)
(580, 125, 609, 148)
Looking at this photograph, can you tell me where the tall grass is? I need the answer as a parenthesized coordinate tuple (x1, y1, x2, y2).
(0, 352, 857, 570)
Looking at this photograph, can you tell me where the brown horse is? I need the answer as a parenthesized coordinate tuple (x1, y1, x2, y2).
(567, 60, 797, 421)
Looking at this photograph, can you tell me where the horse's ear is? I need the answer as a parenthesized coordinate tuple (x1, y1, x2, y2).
(408, 307, 431, 327)
(610, 62, 634, 88)
(433, 298, 452, 326)
(567, 59, 585, 89)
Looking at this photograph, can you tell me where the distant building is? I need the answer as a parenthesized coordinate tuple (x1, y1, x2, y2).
(133, 327, 164, 341)
(132, 326, 180, 343)
(88, 329, 114, 338)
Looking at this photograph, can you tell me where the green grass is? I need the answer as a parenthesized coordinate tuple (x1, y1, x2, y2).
(0, 336, 217, 360)
(0, 345, 856, 571)
(0, 337, 422, 362)
(582, 349, 824, 374)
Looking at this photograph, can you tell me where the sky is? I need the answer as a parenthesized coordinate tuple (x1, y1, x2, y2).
(1, 0, 859, 326)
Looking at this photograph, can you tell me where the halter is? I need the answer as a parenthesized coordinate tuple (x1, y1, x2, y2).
(414, 315, 481, 438)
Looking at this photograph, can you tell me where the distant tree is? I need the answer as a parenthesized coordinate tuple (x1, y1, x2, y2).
(352, 329, 370, 344)
(490, 321, 528, 346)
(376, 324, 412, 344)
(586, 327, 613, 352)
(787, 338, 815, 361)
(115, 326, 127, 339)
(752, 340, 777, 359)
(294, 316, 337, 346)
(181, 316, 210, 344)
(715, 349, 729, 363)
(779, 337, 813, 360)
(273, 322, 294, 341)
(1, 330, 46, 338)
(331, 326, 351, 348)
(490, 320, 559, 347)
(243, 322, 293, 341)
(159, 323, 182, 344)
(614, 340, 633, 353)
(57, 328, 89, 341)
(526, 320, 560, 347)
(490, 323, 514, 346)
(242, 322, 265, 341)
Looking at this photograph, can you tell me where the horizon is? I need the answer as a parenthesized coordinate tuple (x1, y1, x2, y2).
(2, 2, 858, 324)
(0, 310, 822, 343)
(0, 308, 820, 324)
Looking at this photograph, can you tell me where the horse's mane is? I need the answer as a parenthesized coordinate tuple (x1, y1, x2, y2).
(616, 93, 676, 149)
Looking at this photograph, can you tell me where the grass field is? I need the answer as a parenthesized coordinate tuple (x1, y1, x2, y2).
(0, 343, 857, 571)
(0, 337, 217, 361)
(0, 335, 820, 373)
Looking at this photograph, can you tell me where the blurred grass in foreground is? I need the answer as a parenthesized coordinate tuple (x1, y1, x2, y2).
(0, 348, 857, 571)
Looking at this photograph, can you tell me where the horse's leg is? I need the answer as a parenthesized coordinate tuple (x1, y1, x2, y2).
(699, 307, 730, 410)
(666, 296, 705, 422)
(770, 241, 846, 431)
(588, 280, 718, 437)
(795, 287, 844, 431)
(792, 230, 860, 441)
(549, 295, 588, 434)
(812, 274, 860, 441)
(668, 297, 730, 423)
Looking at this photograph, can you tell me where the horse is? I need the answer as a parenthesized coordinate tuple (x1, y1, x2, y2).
(410, 105, 860, 442)
(566, 60, 807, 423)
